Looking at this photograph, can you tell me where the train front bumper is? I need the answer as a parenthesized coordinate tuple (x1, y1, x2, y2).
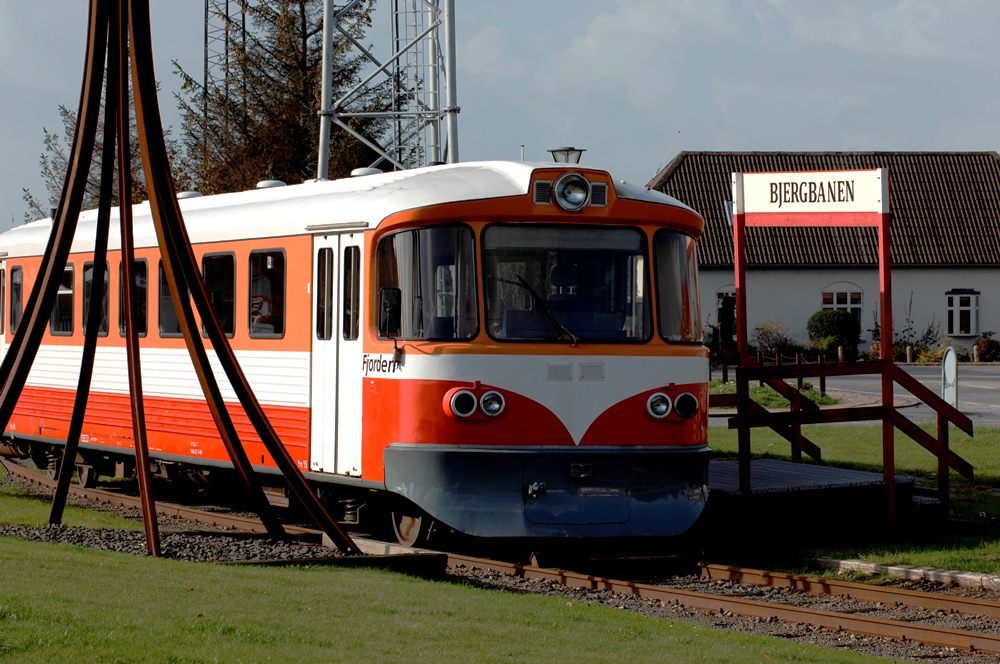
(383, 444, 710, 538)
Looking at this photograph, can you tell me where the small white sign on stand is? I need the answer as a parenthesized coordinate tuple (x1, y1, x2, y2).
(942, 346, 958, 407)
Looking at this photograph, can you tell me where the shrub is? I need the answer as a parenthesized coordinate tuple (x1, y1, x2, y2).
(806, 309, 860, 359)
(750, 320, 796, 357)
(975, 332, 1000, 362)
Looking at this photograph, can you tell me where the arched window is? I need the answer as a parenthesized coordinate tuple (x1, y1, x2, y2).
(822, 282, 862, 323)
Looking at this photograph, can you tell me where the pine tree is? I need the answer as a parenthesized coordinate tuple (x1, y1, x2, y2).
(22, 88, 185, 223)
(173, 0, 390, 195)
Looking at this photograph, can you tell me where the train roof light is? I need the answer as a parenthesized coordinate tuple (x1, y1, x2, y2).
(256, 180, 287, 189)
(552, 172, 591, 212)
(351, 167, 383, 177)
(548, 147, 585, 164)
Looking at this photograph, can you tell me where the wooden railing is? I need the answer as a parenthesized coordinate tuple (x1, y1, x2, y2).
(717, 358, 973, 521)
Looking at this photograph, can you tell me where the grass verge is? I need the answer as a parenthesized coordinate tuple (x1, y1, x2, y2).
(709, 379, 837, 408)
(0, 538, 882, 663)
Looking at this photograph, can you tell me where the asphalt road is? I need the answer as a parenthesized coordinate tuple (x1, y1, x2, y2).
(712, 364, 1000, 430)
(825, 364, 1000, 430)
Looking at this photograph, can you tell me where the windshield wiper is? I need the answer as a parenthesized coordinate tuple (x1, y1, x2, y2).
(515, 275, 579, 346)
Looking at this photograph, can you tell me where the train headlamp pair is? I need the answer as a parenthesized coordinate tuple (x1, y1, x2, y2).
(646, 391, 699, 420)
(449, 389, 506, 418)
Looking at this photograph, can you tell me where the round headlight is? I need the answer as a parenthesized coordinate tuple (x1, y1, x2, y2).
(479, 390, 506, 417)
(552, 173, 590, 212)
(449, 390, 478, 418)
(646, 392, 672, 420)
(674, 392, 699, 419)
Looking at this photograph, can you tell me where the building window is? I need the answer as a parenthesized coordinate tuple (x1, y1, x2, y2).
(822, 287, 862, 323)
(946, 289, 979, 337)
(50, 264, 74, 336)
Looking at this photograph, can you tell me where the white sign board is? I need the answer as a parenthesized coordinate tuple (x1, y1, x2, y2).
(734, 169, 889, 217)
(942, 346, 958, 407)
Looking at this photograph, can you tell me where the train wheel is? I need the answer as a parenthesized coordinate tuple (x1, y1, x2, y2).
(391, 511, 434, 547)
(76, 464, 99, 489)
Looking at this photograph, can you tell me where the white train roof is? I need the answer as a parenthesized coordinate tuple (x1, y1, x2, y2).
(0, 160, 695, 258)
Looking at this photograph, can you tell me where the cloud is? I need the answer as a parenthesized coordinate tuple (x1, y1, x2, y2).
(540, 0, 741, 109)
(765, 0, 1000, 61)
(459, 26, 521, 76)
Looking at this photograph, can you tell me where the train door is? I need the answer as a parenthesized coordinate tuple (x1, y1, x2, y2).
(336, 236, 363, 475)
(0, 261, 6, 361)
(309, 234, 363, 475)
(311, 236, 339, 472)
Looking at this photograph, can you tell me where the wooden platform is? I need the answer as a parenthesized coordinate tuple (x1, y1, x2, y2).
(693, 459, 933, 546)
(709, 459, 916, 495)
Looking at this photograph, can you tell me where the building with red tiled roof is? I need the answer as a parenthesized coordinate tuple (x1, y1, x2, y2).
(648, 152, 1000, 352)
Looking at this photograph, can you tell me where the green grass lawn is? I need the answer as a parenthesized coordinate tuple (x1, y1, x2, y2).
(0, 491, 881, 664)
(709, 423, 1000, 575)
(710, 379, 838, 408)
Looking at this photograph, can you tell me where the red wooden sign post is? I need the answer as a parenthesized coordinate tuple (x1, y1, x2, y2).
(731, 169, 898, 515)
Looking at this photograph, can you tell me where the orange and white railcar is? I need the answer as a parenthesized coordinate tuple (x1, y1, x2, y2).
(0, 161, 709, 541)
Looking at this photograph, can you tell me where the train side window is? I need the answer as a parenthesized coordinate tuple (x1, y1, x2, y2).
(375, 226, 477, 341)
(316, 248, 333, 341)
(202, 253, 235, 337)
(158, 261, 183, 337)
(249, 250, 285, 338)
(50, 264, 74, 336)
(118, 260, 148, 337)
(83, 261, 109, 337)
(10, 267, 21, 334)
(0, 268, 5, 335)
(343, 246, 360, 341)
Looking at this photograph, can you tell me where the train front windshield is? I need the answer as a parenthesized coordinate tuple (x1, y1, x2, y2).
(484, 225, 652, 342)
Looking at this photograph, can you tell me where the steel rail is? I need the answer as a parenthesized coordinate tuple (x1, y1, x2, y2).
(1, 458, 316, 537)
(702, 564, 1000, 620)
(444, 555, 1000, 655)
(8, 456, 1000, 653)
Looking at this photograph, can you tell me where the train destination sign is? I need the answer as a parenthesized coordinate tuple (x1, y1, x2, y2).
(732, 168, 888, 227)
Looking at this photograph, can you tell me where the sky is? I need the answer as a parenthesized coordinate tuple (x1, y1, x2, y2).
(2, 0, 1000, 230)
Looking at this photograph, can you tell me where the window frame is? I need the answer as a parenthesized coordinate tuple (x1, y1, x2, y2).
(375, 224, 479, 342)
(315, 247, 334, 341)
(158, 260, 184, 338)
(248, 248, 287, 339)
(201, 251, 236, 338)
(652, 229, 702, 344)
(10, 266, 22, 334)
(343, 245, 360, 341)
(946, 289, 980, 337)
(118, 259, 149, 338)
(83, 260, 110, 337)
(49, 263, 75, 337)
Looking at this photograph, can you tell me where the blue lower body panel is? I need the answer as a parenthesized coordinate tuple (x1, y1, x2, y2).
(383, 445, 710, 538)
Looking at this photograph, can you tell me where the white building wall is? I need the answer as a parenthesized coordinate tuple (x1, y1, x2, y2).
(700, 267, 997, 352)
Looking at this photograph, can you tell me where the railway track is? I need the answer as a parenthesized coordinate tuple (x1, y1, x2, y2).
(4, 457, 1000, 657)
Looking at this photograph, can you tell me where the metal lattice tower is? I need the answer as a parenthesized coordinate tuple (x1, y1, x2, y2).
(203, 0, 246, 130)
(318, 0, 459, 176)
